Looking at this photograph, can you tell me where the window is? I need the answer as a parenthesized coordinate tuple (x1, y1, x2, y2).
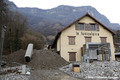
(100, 37, 107, 43)
(76, 23, 84, 30)
(68, 36, 75, 45)
(96, 24, 99, 31)
(85, 24, 90, 31)
(69, 52, 76, 61)
(75, 23, 99, 31)
(85, 37, 91, 42)
(90, 24, 96, 31)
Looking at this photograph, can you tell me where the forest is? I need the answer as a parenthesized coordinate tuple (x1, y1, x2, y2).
(0, 0, 44, 54)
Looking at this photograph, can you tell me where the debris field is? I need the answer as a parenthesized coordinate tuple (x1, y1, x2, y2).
(2, 49, 120, 80)
(60, 61, 120, 79)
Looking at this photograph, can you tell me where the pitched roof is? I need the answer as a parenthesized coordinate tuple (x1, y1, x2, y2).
(52, 13, 115, 48)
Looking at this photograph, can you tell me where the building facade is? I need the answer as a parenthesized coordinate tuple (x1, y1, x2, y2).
(52, 13, 115, 62)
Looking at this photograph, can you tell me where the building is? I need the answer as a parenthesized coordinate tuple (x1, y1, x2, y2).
(52, 13, 115, 62)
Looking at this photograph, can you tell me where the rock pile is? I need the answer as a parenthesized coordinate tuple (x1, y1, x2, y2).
(5, 49, 26, 66)
(4, 49, 68, 69)
(60, 61, 120, 79)
(27, 50, 69, 70)
(0, 73, 30, 80)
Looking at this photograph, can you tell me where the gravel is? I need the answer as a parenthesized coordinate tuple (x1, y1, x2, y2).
(0, 73, 30, 80)
(4, 49, 69, 70)
(3, 49, 120, 79)
(5, 49, 26, 66)
(27, 50, 69, 70)
(30, 70, 81, 80)
(60, 61, 120, 79)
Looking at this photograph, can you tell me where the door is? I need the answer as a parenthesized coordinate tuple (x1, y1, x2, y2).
(69, 52, 76, 61)
(89, 48, 97, 59)
(105, 51, 109, 61)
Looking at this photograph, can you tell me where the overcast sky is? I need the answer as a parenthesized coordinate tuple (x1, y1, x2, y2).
(9, 0, 120, 24)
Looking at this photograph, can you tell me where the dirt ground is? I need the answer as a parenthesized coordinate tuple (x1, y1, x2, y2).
(2, 49, 77, 80)
(5, 49, 26, 65)
(4, 49, 69, 69)
(27, 50, 69, 70)
(2, 49, 118, 80)
(30, 70, 82, 80)
(0, 70, 82, 80)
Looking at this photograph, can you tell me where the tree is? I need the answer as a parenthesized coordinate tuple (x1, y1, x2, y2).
(0, 0, 8, 26)
(20, 29, 44, 49)
(0, 1, 44, 54)
(3, 11, 28, 52)
(114, 30, 120, 43)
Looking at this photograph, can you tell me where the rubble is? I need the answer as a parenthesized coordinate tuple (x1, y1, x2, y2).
(5, 49, 120, 79)
(0, 73, 30, 80)
(6, 49, 26, 65)
(0, 65, 31, 80)
(27, 50, 69, 70)
(30, 70, 81, 80)
(4, 49, 69, 70)
(60, 61, 120, 79)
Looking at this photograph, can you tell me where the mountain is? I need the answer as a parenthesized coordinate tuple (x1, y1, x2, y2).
(7, 0, 120, 36)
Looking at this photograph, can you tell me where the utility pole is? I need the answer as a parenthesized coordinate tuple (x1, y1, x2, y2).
(0, 26, 7, 69)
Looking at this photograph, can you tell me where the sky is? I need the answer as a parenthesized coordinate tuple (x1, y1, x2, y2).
(9, 0, 120, 24)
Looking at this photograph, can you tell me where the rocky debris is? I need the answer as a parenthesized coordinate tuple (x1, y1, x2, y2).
(3, 49, 68, 70)
(27, 50, 69, 70)
(30, 70, 81, 80)
(60, 61, 120, 79)
(6, 49, 26, 66)
(0, 65, 30, 75)
(0, 65, 31, 80)
(0, 73, 30, 80)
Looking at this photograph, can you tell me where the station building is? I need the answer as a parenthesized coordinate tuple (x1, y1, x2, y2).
(52, 13, 115, 62)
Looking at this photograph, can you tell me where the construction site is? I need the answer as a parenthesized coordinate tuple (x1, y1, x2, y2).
(0, 13, 120, 80)
(0, 43, 120, 80)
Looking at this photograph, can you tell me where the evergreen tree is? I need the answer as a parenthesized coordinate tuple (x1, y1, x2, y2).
(114, 30, 120, 43)
(0, 0, 8, 26)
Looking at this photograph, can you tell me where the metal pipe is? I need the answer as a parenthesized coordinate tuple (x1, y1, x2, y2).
(25, 43, 33, 62)
(0, 26, 7, 69)
(86, 43, 89, 63)
(107, 43, 112, 61)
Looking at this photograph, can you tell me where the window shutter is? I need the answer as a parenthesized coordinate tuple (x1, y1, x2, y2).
(75, 23, 78, 30)
(96, 24, 99, 31)
(85, 37, 91, 42)
(68, 36, 75, 45)
(69, 52, 76, 61)
(100, 37, 107, 43)
(85, 24, 90, 31)
(85, 24, 87, 31)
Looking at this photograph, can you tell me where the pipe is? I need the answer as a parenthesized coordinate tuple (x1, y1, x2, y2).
(25, 43, 33, 62)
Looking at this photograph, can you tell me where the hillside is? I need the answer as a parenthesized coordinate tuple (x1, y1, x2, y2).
(7, 0, 120, 36)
